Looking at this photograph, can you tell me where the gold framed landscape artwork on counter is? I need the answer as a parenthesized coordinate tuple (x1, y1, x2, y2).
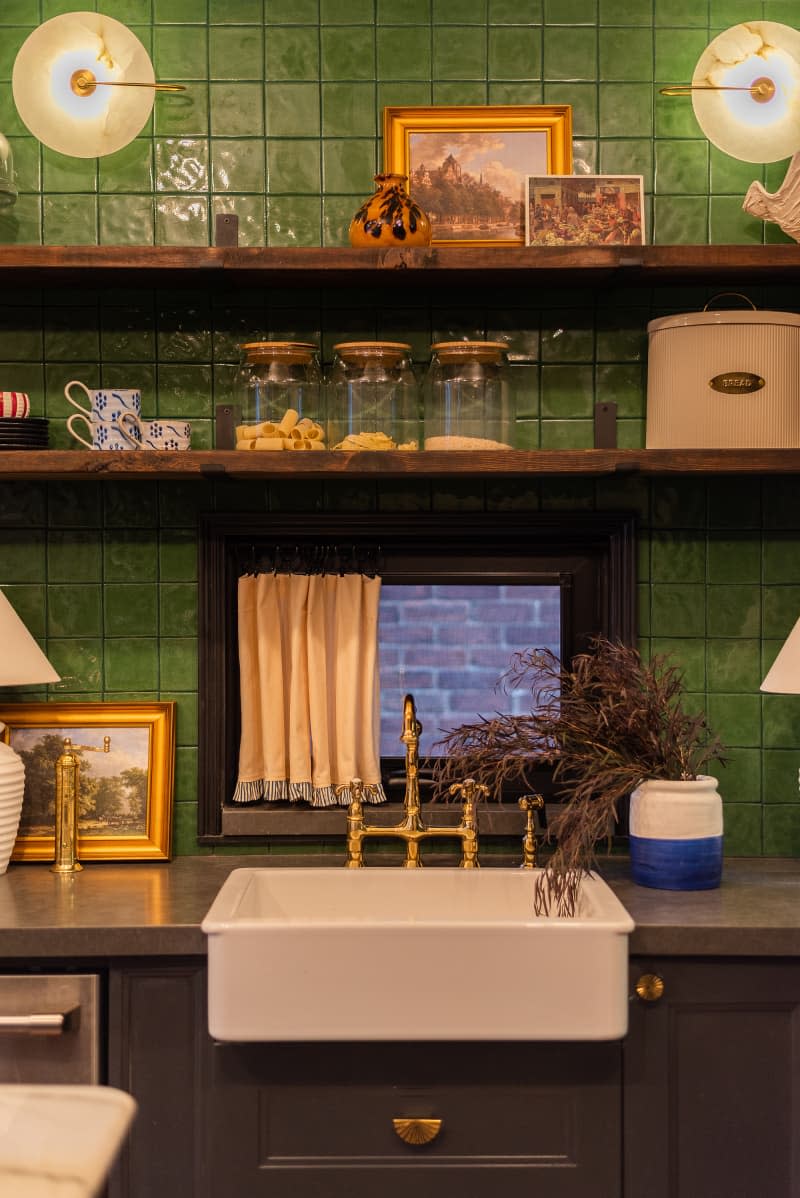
(2, 702, 175, 862)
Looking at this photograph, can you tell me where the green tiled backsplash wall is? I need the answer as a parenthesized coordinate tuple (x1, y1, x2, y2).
(1, 2, 800, 858)
(0, 0, 796, 247)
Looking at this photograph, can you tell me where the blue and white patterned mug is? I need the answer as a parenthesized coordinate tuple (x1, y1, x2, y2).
(119, 414, 191, 451)
(64, 380, 142, 450)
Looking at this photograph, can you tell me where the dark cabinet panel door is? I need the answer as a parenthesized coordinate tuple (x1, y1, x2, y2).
(207, 1039, 622, 1198)
(625, 957, 800, 1198)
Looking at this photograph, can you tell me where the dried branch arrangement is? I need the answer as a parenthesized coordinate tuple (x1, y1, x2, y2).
(435, 636, 727, 916)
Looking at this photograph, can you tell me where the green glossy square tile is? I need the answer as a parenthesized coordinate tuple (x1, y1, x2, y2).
(47, 531, 102, 583)
(654, 0, 706, 24)
(101, 307, 156, 362)
(379, 0, 431, 18)
(209, 0, 263, 18)
(160, 691, 198, 748)
(543, 26, 597, 80)
(709, 196, 764, 245)
(105, 638, 159, 691)
(539, 419, 593, 449)
(1, 585, 46, 638)
(762, 694, 800, 749)
(655, 140, 708, 194)
(763, 587, 800, 639)
(321, 0, 372, 17)
(158, 364, 214, 418)
(212, 140, 266, 193)
(208, 83, 263, 138)
(154, 0, 198, 17)
(433, 27, 489, 80)
(267, 27, 320, 81)
(42, 152, 97, 195)
(543, 83, 596, 136)
(48, 639, 103, 693)
(599, 0, 651, 21)
(489, 82, 544, 104)
(172, 802, 209, 857)
(47, 483, 103, 529)
(153, 26, 208, 79)
(651, 531, 705, 582)
(265, 0, 319, 19)
(322, 139, 375, 194)
(489, 27, 541, 79)
(156, 198, 210, 246)
(654, 91, 702, 139)
(43, 196, 98, 246)
(0, 320, 42, 364)
(43, 309, 100, 362)
(156, 85, 210, 137)
(0, 0, 42, 18)
(158, 481, 214, 527)
(434, 0, 486, 20)
(160, 583, 198, 636)
(762, 749, 800, 804)
(599, 28, 652, 81)
(265, 83, 320, 138)
(321, 83, 376, 137)
(763, 478, 800, 529)
(709, 146, 763, 195)
(650, 636, 706, 692)
(99, 141, 154, 194)
(432, 82, 489, 105)
(763, 806, 800, 856)
(706, 693, 761, 747)
(47, 584, 102, 638)
(267, 196, 321, 246)
(545, 0, 596, 20)
(709, 747, 761, 803)
(105, 583, 158, 636)
(0, 530, 45, 583)
(707, 584, 761, 638)
(722, 804, 762, 855)
(653, 196, 709, 244)
(160, 530, 198, 581)
(156, 139, 208, 193)
(707, 638, 762, 692)
(763, 534, 800, 584)
(540, 365, 594, 417)
(159, 638, 198, 691)
(595, 363, 645, 417)
(210, 26, 264, 80)
(267, 140, 320, 193)
(99, 197, 155, 246)
(156, 303, 213, 362)
(104, 483, 158, 529)
(377, 28, 432, 80)
(321, 194, 359, 244)
(540, 312, 593, 362)
(103, 533, 157, 584)
(0, 482, 44, 528)
(654, 28, 709, 82)
(707, 534, 761, 583)
(595, 309, 646, 362)
(598, 140, 652, 186)
(650, 583, 705, 636)
(707, 477, 761, 529)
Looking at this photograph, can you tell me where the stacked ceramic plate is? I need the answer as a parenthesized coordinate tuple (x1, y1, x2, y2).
(0, 391, 48, 449)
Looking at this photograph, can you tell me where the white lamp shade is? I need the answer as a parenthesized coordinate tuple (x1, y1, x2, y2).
(692, 21, 800, 163)
(0, 589, 59, 687)
(12, 11, 156, 158)
(761, 615, 800, 694)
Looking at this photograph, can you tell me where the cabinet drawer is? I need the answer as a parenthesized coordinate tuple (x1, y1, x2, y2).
(209, 1041, 622, 1198)
(0, 974, 100, 1084)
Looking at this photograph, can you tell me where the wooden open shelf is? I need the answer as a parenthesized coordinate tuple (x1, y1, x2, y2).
(0, 448, 799, 481)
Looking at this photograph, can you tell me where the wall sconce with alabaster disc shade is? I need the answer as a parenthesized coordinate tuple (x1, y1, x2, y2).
(12, 11, 184, 159)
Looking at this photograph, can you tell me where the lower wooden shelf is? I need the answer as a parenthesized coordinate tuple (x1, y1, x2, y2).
(0, 447, 799, 481)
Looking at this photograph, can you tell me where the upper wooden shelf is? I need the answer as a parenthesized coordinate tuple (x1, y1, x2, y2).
(1, 244, 799, 287)
(0, 448, 798, 481)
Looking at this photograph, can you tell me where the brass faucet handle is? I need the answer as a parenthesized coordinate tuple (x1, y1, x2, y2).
(338, 777, 364, 805)
(519, 794, 545, 869)
(448, 778, 489, 804)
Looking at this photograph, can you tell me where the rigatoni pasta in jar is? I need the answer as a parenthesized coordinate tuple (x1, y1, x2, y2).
(235, 342, 326, 452)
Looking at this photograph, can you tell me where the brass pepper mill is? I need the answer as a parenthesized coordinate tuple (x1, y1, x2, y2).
(51, 735, 111, 875)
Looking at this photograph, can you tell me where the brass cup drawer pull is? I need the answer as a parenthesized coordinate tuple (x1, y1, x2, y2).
(392, 1117, 442, 1146)
(635, 973, 665, 1003)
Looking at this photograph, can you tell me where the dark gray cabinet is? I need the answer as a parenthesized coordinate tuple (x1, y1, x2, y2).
(624, 957, 800, 1198)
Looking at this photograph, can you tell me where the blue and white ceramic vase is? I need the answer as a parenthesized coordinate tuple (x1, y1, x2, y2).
(629, 775, 723, 891)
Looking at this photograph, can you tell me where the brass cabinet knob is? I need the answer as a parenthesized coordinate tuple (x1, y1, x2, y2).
(392, 1117, 442, 1146)
(635, 973, 665, 1002)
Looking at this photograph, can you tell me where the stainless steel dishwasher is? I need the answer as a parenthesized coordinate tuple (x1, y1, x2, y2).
(0, 974, 100, 1083)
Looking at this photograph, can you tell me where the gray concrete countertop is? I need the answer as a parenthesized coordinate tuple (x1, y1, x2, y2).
(0, 855, 799, 961)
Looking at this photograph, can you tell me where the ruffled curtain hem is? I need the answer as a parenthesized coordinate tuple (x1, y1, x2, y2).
(232, 778, 387, 808)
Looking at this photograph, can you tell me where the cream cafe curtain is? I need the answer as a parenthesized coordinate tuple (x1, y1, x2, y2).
(234, 571, 386, 807)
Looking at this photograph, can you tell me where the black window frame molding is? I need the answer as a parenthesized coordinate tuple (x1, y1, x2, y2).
(198, 510, 637, 844)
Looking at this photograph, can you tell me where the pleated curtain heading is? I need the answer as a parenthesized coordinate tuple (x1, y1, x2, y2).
(234, 547, 385, 808)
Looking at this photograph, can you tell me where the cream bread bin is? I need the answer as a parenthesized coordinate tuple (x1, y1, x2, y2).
(646, 302, 800, 448)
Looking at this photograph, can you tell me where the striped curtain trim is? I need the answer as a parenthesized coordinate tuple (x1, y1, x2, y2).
(232, 778, 387, 808)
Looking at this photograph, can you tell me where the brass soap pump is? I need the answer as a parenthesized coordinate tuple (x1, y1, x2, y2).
(51, 735, 111, 874)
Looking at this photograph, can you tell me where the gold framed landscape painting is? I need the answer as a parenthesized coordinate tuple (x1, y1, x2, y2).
(383, 105, 573, 246)
(1, 701, 176, 862)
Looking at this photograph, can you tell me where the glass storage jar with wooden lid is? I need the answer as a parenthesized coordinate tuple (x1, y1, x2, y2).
(423, 341, 514, 450)
(327, 341, 419, 451)
(235, 341, 325, 451)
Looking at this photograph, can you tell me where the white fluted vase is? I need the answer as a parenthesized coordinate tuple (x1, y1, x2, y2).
(0, 740, 25, 874)
(629, 775, 723, 891)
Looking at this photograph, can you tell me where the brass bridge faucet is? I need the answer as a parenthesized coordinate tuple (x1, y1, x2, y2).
(51, 735, 111, 875)
(341, 694, 485, 868)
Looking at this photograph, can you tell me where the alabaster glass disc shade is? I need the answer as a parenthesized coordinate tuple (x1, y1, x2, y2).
(692, 21, 800, 163)
(761, 615, 800, 694)
(12, 11, 156, 158)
